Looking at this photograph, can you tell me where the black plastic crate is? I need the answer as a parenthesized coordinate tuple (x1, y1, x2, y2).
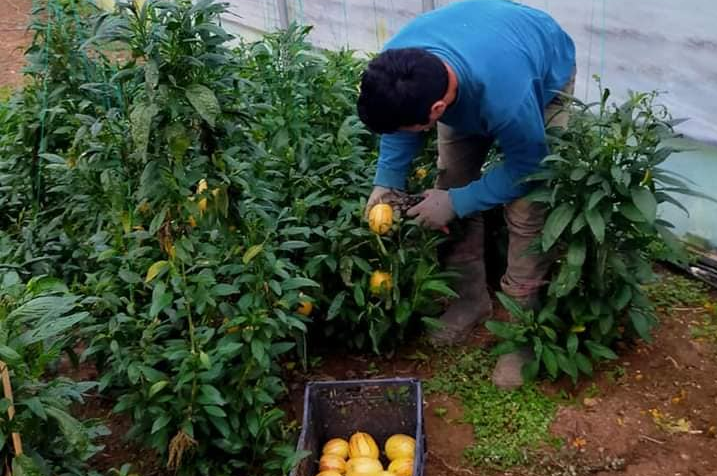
(291, 378, 425, 476)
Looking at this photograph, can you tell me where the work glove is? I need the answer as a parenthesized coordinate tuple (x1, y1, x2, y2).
(406, 188, 456, 230)
(365, 186, 401, 219)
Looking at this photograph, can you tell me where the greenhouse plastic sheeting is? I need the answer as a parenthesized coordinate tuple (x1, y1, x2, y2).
(224, 0, 717, 144)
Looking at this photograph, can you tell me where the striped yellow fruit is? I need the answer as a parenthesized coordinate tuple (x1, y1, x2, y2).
(384, 434, 415, 461)
(368, 204, 393, 235)
(387, 458, 413, 476)
(348, 432, 379, 459)
(319, 454, 346, 474)
(346, 457, 383, 476)
(322, 438, 349, 459)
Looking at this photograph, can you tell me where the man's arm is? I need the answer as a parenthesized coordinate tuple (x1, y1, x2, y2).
(447, 93, 548, 216)
(373, 131, 424, 190)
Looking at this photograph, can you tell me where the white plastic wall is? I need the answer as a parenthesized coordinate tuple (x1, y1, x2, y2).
(223, 0, 717, 144)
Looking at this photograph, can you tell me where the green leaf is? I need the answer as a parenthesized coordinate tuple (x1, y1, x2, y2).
(587, 189, 607, 209)
(496, 292, 527, 321)
(629, 310, 653, 342)
(282, 277, 320, 291)
(571, 213, 587, 234)
(421, 280, 458, 298)
(327, 291, 346, 321)
(22, 397, 47, 420)
(485, 321, 518, 340)
(542, 203, 575, 251)
(613, 285, 633, 311)
(242, 244, 263, 264)
(209, 415, 231, 438)
(149, 281, 173, 318)
(584, 207, 605, 243)
(567, 238, 586, 267)
(574, 352, 593, 375)
(204, 405, 227, 417)
(353, 285, 365, 307)
(45, 406, 88, 448)
(555, 351, 578, 382)
(212, 284, 237, 296)
(119, 269, 142, 284)
(570, 168, 588, 181)
(13, 454, 43, 476)
(186, 84, 220, 127)
(619, 202, 646, 222)
(542, 346, 558, 378)
(631, 187, 657, 223)
(251, 339, 265, 362)
(149, 381, 169, 398)
(198, 385, 226, 406)
(491, 340, 521, 356)
(145, 260, 169, 283)
(130, 102, 159, 159)
(567, 333, 579, 356)
(151, 414, 171, 434)
(521, 358, 540, 382)
(599, 314, 614, 335)
(585, 340, 618, 360)
(0, 345, 22, 363)
(20, 312, 90, 345)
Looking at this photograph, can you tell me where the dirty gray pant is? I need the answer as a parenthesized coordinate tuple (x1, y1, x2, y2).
(436, 73, 576, 306)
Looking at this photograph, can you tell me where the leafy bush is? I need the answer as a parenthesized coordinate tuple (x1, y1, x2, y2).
(487, 85, 712, 382)
(0, 273, 106, 475)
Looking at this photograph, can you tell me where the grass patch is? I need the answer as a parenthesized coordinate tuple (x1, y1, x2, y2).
(691, 302, 717, 347)
(425, 348, 559, 469)
(0, 85, 14, 102)
(645, 273, 710, 310)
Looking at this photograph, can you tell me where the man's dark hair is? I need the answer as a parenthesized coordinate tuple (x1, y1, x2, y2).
(357, 48, 449, 134)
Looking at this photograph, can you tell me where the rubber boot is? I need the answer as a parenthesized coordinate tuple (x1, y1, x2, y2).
(429, 216, 493, 345)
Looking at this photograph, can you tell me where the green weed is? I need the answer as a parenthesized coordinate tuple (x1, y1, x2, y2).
(426, 348, 558, 469)
(645, 273, 710, 309)
(691, 302, 717, 347)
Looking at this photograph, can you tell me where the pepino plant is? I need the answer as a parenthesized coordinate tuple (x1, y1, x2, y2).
(486, 84, 714, 383)
(0, 273, 107, 475)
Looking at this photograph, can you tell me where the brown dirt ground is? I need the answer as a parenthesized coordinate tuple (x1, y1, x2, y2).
(0, 0, 32, 91)
(287, 281, 717, 476)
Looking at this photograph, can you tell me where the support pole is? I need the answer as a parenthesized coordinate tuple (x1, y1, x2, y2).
(0, 361, 23, 459)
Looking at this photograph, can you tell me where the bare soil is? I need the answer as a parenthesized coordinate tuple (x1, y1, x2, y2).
(287, 287, 717, 476)
(0, 0, 32, 91)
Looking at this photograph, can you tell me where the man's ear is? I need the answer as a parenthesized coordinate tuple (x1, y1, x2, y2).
(430, 100, 447, 121)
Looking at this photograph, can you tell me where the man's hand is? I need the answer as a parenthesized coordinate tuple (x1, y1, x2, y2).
(365, 186, 400, 219)
(406, 189, 456, 230)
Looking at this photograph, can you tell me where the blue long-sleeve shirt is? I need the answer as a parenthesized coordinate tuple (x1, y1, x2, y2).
(373, 0, 575, 217)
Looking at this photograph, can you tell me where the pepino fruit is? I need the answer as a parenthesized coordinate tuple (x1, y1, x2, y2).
(297, 293, 314, 316)
(368, 203, 394, 235)
(369, 271, 392, 296)
(346, 457, 383, 476)
(319, 454, 346, 473)
(388, 458, 413, 476)
(384, 434, 415, 461)
(322, 438, 350, 459)
(316, 472, 343, 476)
(348, 432, 380, 459)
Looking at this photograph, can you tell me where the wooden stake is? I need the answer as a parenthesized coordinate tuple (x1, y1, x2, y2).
(0, 361, 23, 459)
